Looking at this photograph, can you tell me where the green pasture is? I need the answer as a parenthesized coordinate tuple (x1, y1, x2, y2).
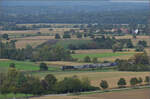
(0, 60, 60, 72)
(72, 52, 136, 59)
(0, 60, 39, 72)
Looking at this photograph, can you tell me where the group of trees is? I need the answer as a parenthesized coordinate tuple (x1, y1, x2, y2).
(116, 52, 150, 71)
(0, 68, 98, 97)
(84, 56, 98, 63)
(135, 40, 147, 52)
(68, 36, 133, 50)
(100, 76, 150, 90)
(0, 41, 72, 61)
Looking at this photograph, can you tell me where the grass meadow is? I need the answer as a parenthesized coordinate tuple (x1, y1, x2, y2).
(0, 60, 59, 72)
(72, 52, 137, 61)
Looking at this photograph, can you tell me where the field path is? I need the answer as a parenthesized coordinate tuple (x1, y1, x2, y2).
(30, 88, 150, 99)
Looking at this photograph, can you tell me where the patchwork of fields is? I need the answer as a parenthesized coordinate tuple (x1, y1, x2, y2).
(1, 26, 150, 99)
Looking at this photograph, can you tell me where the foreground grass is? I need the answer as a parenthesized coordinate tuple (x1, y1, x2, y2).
(0, 93, 32, 99)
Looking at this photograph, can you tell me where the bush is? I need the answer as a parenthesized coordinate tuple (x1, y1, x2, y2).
(145, 76, 150, 85)
(9, 63, 16, 68)
(84, 56, 91, 62)
(138, 40, 147, 47)
(117, 78, 126, 88)
(135, 45, 144, 52)
(55, 76, 98, 93)
(130, 77, 138, 87)
(137, 77, 143, 85)
(92, 57, 98, 63)
(40, 63, 48, 71)
(100, 80, 109, 89)
(63, 34, 71, 38)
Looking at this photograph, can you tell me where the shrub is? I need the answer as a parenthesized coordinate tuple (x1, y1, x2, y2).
(117, 78, 126, 88)
(9, 63, 16, 68)
(40, 63, 48, 71)
(145, 76, 150, 85)
(100, 80, 109, 89)
(84, 56, 91, 62)
(63, 34, 71, 38)
(92, 57, 98, 63)
(130, 77, 138, 87)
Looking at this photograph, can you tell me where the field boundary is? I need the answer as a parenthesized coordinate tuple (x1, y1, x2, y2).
(78, 85, 150, 96)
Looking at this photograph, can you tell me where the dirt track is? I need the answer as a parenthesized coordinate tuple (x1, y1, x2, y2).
(30, 88, 150, 99)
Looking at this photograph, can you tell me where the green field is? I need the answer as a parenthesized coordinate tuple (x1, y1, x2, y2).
(0, 60, 60, 72)
(72, 52, 136, 60)
(0, 60, 39, 72)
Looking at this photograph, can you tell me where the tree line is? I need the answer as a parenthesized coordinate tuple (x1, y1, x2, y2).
(66, 36, 134, 50)
(0, 41, 72, 61)
(100, 76, 150, 90)
(0, 68, 98, 97)
(116, 52, 150, 71)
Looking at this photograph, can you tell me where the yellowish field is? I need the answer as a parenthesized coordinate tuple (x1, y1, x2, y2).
(14, 36, 55, 40)
(53, 72, 150, 88)
(39, 28, 83, 34)
(13, 36, 55, 48)
(43, 61, 88, 67)
(99, 55, 133, 62)
(15, 40, 46, 48)
(0, 28, 82, 35)
(30, 88, 150, 99)
(0, 30, 38, 34)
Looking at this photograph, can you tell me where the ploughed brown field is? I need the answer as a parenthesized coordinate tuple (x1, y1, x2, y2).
(30, 88, 150, 99)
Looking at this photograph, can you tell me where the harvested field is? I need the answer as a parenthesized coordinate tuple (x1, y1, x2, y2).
(0, 30, 38, 34)
(54, 72, 149, 88)
(33, 71, 150, 88)
(44, 61, 88, 67)
(13, 36, 55, 48)
(30, 88, 150, 99)
(99, 55, 134, 62)
(39, 28, 82, 34)
(15, 40, 46, 48)
(14, 36, 54, 40)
